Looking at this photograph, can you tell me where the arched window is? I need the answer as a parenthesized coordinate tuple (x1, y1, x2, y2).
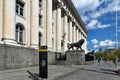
(16, 23, 25, 43)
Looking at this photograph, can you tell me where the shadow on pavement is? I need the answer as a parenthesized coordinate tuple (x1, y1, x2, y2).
(101, 69, 120, 74)
(80, 68, 120, 76)
(26, 70, 40, 80)
(52, 68, 81, 80)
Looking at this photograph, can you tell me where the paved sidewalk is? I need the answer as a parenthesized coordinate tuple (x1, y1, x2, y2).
(0, 61, 120, 80)
(0, 65, 85, 80)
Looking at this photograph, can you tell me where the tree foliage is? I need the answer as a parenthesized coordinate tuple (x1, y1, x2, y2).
(105, 53, 116, 60)
(96, 51, 104, 59)
(115, 48, 120, 57)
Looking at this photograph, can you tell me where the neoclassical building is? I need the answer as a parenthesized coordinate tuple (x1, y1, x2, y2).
(0, 0, 87, 65)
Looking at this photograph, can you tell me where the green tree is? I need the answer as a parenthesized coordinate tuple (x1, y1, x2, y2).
(105, 53, 116, 60)
(115, 48, 120, 57)
(96, 51, 104, 60)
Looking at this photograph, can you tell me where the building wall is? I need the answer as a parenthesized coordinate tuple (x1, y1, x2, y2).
(0, 0, 87, 65)
(0, 0, 3, 41)
(0, 44, 39, 70)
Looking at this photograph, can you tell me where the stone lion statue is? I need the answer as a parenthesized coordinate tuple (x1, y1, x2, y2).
(68, 39, 85, 50)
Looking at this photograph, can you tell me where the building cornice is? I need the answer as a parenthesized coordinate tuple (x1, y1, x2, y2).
(64, 0, 88, 34)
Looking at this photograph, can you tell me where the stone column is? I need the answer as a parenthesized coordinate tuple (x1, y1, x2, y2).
(56, 3, 62, 52)
(0, 0, 3, 40)
(26, 0, 31, 46)
(42, 0, 47, 45)
(79, 30, 82, 39)
(72, 23, 74, 43)
(76, 28, 79, 41)
(63, 11, 68, 51)
(84, 36, 87, 54)
(46, 0, 52, 50)
(3, 0, 16, 43)
(69, 17, 73, 43)
(30, 0, 39, 48)
(78, 30, 81, 40)
(73, 23, 76, 43)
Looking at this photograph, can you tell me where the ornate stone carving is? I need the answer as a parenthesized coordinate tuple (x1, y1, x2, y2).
(64, 10, 69, 16)
(68, 16, 74, 22)
(57, 2, 62, 9)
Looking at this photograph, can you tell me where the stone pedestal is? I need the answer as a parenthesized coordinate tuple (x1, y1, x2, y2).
(65, 50, 85, 65)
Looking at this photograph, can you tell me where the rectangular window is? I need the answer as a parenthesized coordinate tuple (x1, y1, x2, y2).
(16, 0, 24, 16)
(16, 30, 18, 42)
(39, 15, 42, 26)
(20, 31, 23, 42)
(16, 5, 19, 13)
(20, 7, 23, 16)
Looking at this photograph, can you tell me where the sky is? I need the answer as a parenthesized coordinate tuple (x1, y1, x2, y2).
(71, 0, 120, 51)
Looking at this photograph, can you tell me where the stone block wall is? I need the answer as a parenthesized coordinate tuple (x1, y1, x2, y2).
(0, 44, 39, 70)
(0, 44, 57, 70)
(65, 50, 85, 65)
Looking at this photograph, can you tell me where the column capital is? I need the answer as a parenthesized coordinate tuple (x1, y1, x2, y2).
(73, 21, 77, 26)
(63, 10, 69, 16)
(57, 2, 62, 9)
(68, 16, 74, 22)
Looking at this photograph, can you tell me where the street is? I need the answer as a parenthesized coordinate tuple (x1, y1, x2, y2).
(0, 61, 120, 80)
(53, 61, 120, 80)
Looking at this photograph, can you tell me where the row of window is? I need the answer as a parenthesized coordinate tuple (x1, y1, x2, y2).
(16, 24, 42, 45)
(16, 0, 42, 26)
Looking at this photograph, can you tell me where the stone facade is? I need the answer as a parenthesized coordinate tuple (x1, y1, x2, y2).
(0, 44, 39, 70)
(0, 0, 87, 64)
(66, 50, 85, 65)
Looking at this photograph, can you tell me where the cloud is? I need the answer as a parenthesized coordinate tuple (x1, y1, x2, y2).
(72, 0, 120, 29)
(72, 0, 103, 12)
(91, 39, 99, 44)
(91, 39, 116, 48)
(87, 19, 111, 29)
(91, 39, 99, 48)
(118, 30, 120, 32)
(99, 40, 116, 47)
(93, 44, 99, 48)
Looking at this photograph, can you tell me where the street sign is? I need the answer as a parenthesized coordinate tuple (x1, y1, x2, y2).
(39, 46, 48, 79)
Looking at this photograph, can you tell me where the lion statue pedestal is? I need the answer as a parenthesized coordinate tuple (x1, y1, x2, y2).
(65, 50, 85, 65)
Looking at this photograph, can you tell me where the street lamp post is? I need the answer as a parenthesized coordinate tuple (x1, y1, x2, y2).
(115, 10, 118, 67)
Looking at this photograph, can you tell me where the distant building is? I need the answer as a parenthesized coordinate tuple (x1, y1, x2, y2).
(99, 48, 103, 52)
(0, 0, 87, 66)
(104, 48, 116, 56)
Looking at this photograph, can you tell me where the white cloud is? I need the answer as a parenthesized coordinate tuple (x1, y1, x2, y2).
(99, 40, 116, 47)
(91, 12, 101, 18)
(91, 39, 99, 44)
(91, 39, 116, 48)
(118, 30, 120, 32)
(91, 39, 99, 48)
(81, 16, 90, 22)
(72, 0, 104, 22)
(93, 44, 99, 48)
(72, 0, 120, 29)
(87, 19, 111, 29)
(72, 0, 103, 12)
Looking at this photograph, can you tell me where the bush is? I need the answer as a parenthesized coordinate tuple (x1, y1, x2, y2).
(115, 48, 120, 57)
(106, 53, 116, 60)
